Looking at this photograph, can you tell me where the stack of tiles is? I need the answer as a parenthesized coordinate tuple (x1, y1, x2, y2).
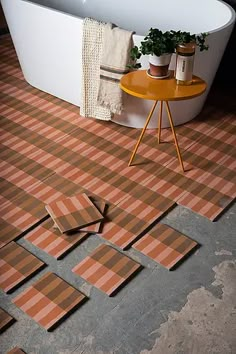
(25, 197, 106, 259)
(45, 193, 105, 234)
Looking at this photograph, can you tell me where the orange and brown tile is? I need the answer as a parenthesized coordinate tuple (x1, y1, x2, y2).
(25, 218, 89, 259)
(73, 244, 142, 296)
(45, 193, 104, 233)
(13, 272, 87, 331)
(0, 242, 45, 293)
(0, 308, 15, 333)
(133, 223, 198, 270)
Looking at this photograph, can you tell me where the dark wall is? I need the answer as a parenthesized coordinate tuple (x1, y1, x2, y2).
(0, 3, 9, 34)
(214, 0, 236, 87)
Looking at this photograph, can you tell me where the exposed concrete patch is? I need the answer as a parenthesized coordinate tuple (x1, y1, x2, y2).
(215, 250, 233, 256)
(141, 260, 236, 354)
(80, 283, 93, 296)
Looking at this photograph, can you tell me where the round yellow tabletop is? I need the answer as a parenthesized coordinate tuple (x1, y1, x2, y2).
(120, 70, 207, 101)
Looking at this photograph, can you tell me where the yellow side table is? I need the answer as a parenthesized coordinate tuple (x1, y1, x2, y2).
(120, 70, 207, 172)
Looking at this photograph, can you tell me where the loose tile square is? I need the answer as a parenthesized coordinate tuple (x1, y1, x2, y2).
(0, 308, 15, 333)
(101, 195, 175, 250)
(25, 219, 89, 260)
(52, 198, 106, 234)
(13, 272, 87, 331)
(0, 242, 45, 293)
(45, 193, 104, 233)
(72, 244, 142, 296)
(133, 223, 198, 270)
(7, 348, 26, 354)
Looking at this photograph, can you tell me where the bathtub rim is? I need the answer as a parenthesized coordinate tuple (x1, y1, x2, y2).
(15, 0, 236, 36)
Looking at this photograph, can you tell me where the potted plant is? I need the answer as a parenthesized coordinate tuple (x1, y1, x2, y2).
(130, 28, 208, 78)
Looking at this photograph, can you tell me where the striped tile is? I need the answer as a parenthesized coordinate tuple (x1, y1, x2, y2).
(0, 242, 45, 293)
(0, 194, 47, 249)
(52, 198, 106, 234)
(0, 33, 235, 225)
(133, 223, 198, 269)
(73, 244, 141, 296)
(101, 194, 174, 250)
(25, 218, 89, 259)
(0, 308, 15, 333)
(7, 348, 26, 354)
(13, 272, 87, 331)
(45, 193, 104, 233)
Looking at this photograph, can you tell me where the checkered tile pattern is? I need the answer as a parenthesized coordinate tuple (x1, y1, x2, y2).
(0, 308, 15, 333)
(0, 32, 235, 246)
(45, 193, 104, 233)
(72, 244, 142, 296)
(0, 242, 45, 293)
(25, 218, 89, 259)
(101, 194, 174, 249)
(133, 223, 198, 269)
(13, 272, 86, 331)
(0, 193, 47, 249)
(7, 348, 26, 354)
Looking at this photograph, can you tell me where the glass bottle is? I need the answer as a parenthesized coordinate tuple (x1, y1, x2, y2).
(175, 43, 196, 85)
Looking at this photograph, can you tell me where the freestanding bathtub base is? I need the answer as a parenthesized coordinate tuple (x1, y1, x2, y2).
(1, 0, 235, 128)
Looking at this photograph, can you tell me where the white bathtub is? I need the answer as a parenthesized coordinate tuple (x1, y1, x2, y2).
(1, 0, 235, 128)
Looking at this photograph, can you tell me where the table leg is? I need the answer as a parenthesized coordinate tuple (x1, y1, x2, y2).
(128, 100, 158, 166)
(165, 101, 185, 172)
(158, 101, 163, 144)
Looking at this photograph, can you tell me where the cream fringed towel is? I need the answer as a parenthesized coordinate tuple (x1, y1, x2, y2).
(97, 23, 133, 114)
(80, 18, 111, 121)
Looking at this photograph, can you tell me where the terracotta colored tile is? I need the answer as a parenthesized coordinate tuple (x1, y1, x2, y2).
(52, 198, 106, 234)
(1, 32, 235, 229)
(25, 218, 89, 259)
(0, 242, 45, 293)
(0, 194, 47, 249)
(0, 308, 15, 333)
(133, 223, 198, 270)
(73, 244, 142, 296)
(101, 195, 175, 250)
(7, 348, 26, 354)
(45, 193, 104, 233)
(13, 272, 87, 331)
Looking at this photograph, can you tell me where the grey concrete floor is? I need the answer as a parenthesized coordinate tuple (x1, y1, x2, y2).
(1, 201, 235, 354)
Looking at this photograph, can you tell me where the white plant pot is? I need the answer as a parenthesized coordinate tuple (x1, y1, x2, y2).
(149, 53, 172, 66)
(148, 53, 172, 78)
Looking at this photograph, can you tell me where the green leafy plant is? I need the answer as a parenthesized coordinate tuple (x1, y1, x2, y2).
(129, 28, 209, 69)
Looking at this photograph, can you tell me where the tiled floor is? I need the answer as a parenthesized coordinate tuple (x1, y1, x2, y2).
(0, 34, 236, 353)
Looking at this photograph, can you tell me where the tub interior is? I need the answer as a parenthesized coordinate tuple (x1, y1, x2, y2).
(25, 0, 233, 34)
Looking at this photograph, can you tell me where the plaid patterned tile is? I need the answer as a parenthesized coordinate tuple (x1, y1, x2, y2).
(73, 244, 142, 296)
(7, 348, 26, 354)
(13, 272, 87, 331)
(0, 34, 235, 225)
(45, 193, 104, 233)
(0, 218, 22, 249)
(0, 242, 45, 293)
(52, 198, 106, 234)
(133, 223, 198, 269)
(0, 308, 15, 333)
(101, 194, 175, 250)
(0, 194, 47, 249)
(177, 187, 234, 221)
(25, 218, 89, 260)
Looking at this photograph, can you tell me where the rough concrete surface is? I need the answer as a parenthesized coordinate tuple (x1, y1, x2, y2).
(141, 260, 236, 354)
(1, 202, 235, 354)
